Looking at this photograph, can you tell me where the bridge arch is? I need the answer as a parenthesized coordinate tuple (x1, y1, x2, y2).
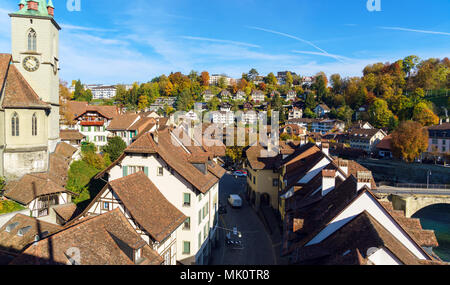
(392, 195, 450, 218)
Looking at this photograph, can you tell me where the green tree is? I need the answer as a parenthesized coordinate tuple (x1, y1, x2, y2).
(207, 96, 221, 111)
(285, 72, 294, 88)
(313, 74, 328, 102)
(403, 55, 420, 77)
(81, 142, 97, 154)
(102, 136, 127, 162)
(73, 79, 83, 100)
(305, 92, 316, 110)
(218, 76, 227, 89)
(176, 89, 194, 111)
(248, 69, 259, 82)
(412, 102, 440, 126)
(368, 99, 394, 129)
(265, 72, 278, 85)
(336, 105, 354, 124)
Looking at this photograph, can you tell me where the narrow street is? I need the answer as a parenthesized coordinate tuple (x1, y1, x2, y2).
(210, 173, 275, 265)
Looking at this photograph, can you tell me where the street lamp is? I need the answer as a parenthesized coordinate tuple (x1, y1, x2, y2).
(427, 170, 432, 189)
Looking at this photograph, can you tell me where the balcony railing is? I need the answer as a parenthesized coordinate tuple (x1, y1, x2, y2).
(81, 121, 105, 126)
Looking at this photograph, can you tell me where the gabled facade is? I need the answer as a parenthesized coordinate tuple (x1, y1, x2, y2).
(11, 209, 164, 265)
(251, 90, 265, 103)
(234, 90, 246, 101)
(77, 172, 186, 265)
(314, 104, 330, 118)
(74, 106, 118, 148)
(96, 127, 225, 265)
(349, 128, 386, 153)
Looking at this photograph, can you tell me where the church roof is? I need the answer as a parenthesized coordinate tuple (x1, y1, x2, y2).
(11, 0, 53, 18)
(0, 54, 50, 109)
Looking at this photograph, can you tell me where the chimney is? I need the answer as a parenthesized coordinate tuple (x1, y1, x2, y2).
(293, 218, 304, 233)
(337, 159, 348, 176)
(356, 171, 372, 191)
(321, 143, 329, 156)
(19, 0, 26, 9)
(321, 169, 336, 196)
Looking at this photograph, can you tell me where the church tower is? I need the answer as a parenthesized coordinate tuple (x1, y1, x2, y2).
(0, 1, 61, 180)
(10, 0, 61, 152)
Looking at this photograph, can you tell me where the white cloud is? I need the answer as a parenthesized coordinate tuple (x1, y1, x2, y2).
(246, 26, 346, 63)
(379, 26, 450, 36)
(292, 50, 350, 61)
(59, 24, 117, 33)
(180, 36, 261, 48)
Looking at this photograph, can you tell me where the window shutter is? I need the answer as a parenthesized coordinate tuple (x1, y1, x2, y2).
(144, 167, 149, 176)
(123, 166, 128, 177)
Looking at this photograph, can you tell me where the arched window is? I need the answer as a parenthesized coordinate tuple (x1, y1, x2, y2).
(28, 29, 36, 51)
(32, 113, 37, 136)
(11, 113, 19, 137)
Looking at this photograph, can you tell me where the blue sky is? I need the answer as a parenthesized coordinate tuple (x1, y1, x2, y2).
(1, 0, 449, 85)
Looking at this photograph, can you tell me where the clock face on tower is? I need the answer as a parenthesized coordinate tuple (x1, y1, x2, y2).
(22, 56, 40, 72)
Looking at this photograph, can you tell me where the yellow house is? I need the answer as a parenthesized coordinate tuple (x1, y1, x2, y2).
(244, 141, 300, 211)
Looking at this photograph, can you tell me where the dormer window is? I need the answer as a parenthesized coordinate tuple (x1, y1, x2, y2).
(17, 226, 32, 237)
(5, 222, 19, 233)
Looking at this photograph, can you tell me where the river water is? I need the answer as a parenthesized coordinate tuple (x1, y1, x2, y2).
(412, 204, 450, 262)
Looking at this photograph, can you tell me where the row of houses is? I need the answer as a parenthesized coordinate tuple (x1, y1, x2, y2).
(287, 118, 346, 134)
(0, 124, 226, 265)
(203, 89, 297, 103)
(244, 141, 443, 265)
(63, 101, 169, 149)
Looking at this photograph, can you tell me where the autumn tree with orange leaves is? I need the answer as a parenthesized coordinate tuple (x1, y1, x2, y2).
(391, 121, 429, 162)
(200, 71, 210, 87)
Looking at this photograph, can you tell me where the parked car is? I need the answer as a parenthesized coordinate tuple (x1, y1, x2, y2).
(228, 194, 243, 208)
(232, 170, 247, 177)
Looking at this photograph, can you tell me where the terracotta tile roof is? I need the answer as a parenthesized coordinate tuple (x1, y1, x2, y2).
(86, 105, 118, 119)
(427, 123, 450, 131)
(0, 54, 50, 109)
(4, 173, 75, 205)
(0, 54, 11, 91)
(60, 129, 85, 141)
(378, 201, 439, 248)
(54, 142, 77, 160)
(375, 135, 392, 151)
(107, 114, 140, 131)
(47, 153, 70, 187)
(109, 172, 187, 242)
(293, 211, 424, 265)
(346, 160, 377, 189)
(349, 128, 384, 141)
(52, 203, 78, 223)
(10, 209, 163, 265)
(124, 129, 224, 193)
(67, 101, 88, 120)
(129, 117, 155, 131)
(0, 214, 62, 256)
(245, 144, 281, 170)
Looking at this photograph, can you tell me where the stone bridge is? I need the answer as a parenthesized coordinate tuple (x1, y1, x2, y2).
(374, 184, 450, 218)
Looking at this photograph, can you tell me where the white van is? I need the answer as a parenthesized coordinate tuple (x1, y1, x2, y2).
(228, 195, 242, 208)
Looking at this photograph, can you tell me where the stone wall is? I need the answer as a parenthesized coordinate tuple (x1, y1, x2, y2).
(357, 159, 450, 184)
(3, 149, 48, 180)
